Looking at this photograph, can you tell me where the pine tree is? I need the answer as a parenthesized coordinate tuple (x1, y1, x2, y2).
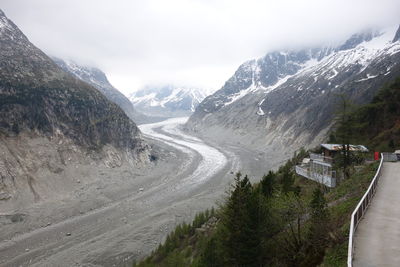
(309, 187, 329, 222)
(276, 192, 307, 266)
(281, 167, 294, 194)
(198, 237, 224, 267)
(334, 94, 360, 178)
(260, 171, 275, 198)
(221, 173, 253, 266)
(246, 188, 271, 266)
(302, 187, 330, 265)
(220, 173, 272, 266)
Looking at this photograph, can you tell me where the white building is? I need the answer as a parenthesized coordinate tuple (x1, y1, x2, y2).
(295, 152, 336, 187)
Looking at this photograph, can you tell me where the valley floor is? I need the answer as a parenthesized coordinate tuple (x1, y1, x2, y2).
(0, 117, 281, 267)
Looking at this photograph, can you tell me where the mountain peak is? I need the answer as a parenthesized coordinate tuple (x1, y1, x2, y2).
(0, 9, 21, 37)
(338, 29, 380, 51)
(393, 25, 400, 42)
(0, 10, 149, 156)
(0, 9, 14, 33)
(53, 58, 110, 88)
(52, 57, 149, 124)
(130, 85, 209, 117)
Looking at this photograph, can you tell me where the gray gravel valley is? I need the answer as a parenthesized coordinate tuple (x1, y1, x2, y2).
(0, 117, 280, 266)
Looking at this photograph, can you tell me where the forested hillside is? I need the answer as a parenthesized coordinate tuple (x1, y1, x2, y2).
(134, 77, 400, 267)
(134, 156, 379, 266)
(333, 77, 400, 151)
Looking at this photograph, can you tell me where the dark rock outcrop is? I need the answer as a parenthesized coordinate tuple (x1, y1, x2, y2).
(53, 58, 149, 124)
(0, 9, 148, 156)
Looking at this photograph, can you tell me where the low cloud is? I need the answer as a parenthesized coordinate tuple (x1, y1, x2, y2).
(2, 0, 399, 95)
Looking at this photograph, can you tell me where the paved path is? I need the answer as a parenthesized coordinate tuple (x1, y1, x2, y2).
(353, 162, 400, 266)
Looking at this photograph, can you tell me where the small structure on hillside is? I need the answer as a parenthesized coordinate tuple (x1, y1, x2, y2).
(395, 150, 400, 161)
(321, 144, 368, 158)
(295, 144, 368, 188)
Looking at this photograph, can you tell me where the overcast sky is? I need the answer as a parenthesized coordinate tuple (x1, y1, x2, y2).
(2, 0, 399, 95)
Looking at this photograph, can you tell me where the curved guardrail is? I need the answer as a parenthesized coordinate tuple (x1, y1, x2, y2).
(347, 153, 384, 266)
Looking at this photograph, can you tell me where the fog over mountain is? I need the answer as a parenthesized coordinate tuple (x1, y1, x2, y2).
(2, 0, 399, 95)
(186, 25, 400, 163)
(2, 1, 400, 266)
(53, 57, 150, 123)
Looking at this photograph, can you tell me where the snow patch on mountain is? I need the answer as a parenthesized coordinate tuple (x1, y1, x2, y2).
(0, 11, 12, 32)
(130, 85, 209, 117)
(187, 24, 400, 156)
(53, 57, 149, 123)
(257, 99, 266, 116)
(201, 26, 400, 112)
(295, 28, 400, 85)
(355, 74, 378, 82)
(222, 51, 333, 107)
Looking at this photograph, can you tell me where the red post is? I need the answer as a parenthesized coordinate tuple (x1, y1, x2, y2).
(374, 152, 380, 161)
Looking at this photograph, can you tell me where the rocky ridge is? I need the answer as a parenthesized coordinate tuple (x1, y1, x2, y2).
(0, 9, 149, 205)
(186, 25, 400, 161)
(53, 58, 149, 124)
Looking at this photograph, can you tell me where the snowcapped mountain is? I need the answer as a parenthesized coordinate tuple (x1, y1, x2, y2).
(53, 58, 149, 124)
(186, 25, 400, 161)
(130, 85, 209, 117)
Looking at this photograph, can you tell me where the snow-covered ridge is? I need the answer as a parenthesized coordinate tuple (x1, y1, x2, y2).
(0, 10, 22, 40)
(0, 11, 12, 32)
(291, 26, 400, 90)
(60, 60, 107, 89)
(131, 87, 205, 111)
(224, 25, 400, 108)
(223, 54, 321, 107)
(52, 57, 146, 123)
(130, 85, 210, 117)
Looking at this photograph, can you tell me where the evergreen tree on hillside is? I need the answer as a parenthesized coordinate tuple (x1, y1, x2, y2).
(221, 172, 252, 265)
(260, 171, 275, 198)
(301, 187, 330, 265)
(247, 187, 272, 265)
(353, 77, 400, 150)
(334, 94, 357, 178)
(276, 192, 307, 266)
(220, 173, 270, 266)
(309, 187, 329, 222)
(198, 237, 224, 267)
(281, 167, 295, 194)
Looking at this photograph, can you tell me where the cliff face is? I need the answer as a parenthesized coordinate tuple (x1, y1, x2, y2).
(0, 9, 149, 204)
(187, 26, 400, 159)
(53, 58, 150, 124)
(0, 9, 147, 153)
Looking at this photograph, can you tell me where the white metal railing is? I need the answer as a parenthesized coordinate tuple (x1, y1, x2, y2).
(295, 165, 336, 187)
(347, 153, 384, 267)
(310, 153, 333, 164)
(295, 165, 309, 178)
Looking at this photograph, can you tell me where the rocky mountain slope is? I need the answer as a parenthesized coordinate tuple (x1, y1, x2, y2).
(0, 9, 149, 205)
(186, 26, 400, 160)
(53, 58, 149, 124)
(130, 85, 209, 118)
